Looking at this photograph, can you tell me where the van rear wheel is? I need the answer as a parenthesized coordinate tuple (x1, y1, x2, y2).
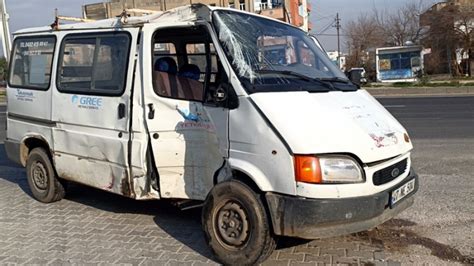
(26, 148, 65, 203)
(202, 180, 276, 265)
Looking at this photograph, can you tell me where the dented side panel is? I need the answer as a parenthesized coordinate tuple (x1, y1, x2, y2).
(147, 97, 224, 200)
(141, 24, 225, 201)
(51, 28, 141, 198)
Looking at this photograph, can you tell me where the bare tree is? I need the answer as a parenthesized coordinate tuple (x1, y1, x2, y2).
(373, 1, 427, 46)
(422, 3, 473, 76)
(344, 14, 384, 72)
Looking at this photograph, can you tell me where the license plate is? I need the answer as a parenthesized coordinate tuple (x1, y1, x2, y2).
(390, 179, 415, 206)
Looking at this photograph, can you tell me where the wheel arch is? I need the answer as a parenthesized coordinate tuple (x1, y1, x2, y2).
(20, 135, 53, 167)
(223, 158, 275, 193)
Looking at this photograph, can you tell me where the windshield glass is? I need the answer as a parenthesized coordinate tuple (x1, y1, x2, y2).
(213, 10, 355, 93)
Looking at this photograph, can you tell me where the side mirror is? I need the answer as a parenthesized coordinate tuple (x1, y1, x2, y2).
(214, 83, 239, 110)
(348, 71, 361, 86)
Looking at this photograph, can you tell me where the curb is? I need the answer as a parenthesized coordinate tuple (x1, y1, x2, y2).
(365, 86, 474, 97)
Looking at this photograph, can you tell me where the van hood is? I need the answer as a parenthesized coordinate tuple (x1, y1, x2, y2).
(250, 90, 412, 163)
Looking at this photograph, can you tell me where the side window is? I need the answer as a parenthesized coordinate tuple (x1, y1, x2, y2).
(152, 26, 214, 102)
(153, 42, 177, 65)
(185, 43, 218, 82)
(9, 36, 56, 90)
(57, 33, 131, 95)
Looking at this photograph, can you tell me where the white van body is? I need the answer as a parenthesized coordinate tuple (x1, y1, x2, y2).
(5, 5, 418, 264)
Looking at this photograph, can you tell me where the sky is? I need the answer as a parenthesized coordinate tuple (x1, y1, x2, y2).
(6, 0, 99, 33)
(1, 0, 441, 56)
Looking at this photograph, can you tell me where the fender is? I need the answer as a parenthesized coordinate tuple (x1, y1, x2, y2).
(226, 157, 275, 192)
(19, 134, 53, 167)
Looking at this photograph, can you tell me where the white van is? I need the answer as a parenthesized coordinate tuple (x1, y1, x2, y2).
(5, 4, 418, 265)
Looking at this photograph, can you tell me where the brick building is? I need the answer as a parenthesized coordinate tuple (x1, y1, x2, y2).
(83, 0, 312, 31)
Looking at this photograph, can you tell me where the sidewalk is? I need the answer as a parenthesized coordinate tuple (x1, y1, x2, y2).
(365, 86, 474, 97)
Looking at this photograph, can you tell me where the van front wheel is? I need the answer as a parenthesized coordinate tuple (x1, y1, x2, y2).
(26, 148, 65, 203)
(202, 180, 276, 265)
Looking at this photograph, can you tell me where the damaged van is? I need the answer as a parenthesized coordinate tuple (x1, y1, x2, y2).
(5, 4, 418, 265)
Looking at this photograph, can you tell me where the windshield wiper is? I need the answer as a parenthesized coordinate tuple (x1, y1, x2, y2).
(318, 77, 351, 83)
(256, 70, 334, 90)
(317, 77, 359, 91)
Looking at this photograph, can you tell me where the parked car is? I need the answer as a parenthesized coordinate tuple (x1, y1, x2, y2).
(347, 67, 368, 85)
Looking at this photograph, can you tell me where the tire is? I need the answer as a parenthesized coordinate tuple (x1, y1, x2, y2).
(202, 180, 276, 265)
(26, 148, 65, 203)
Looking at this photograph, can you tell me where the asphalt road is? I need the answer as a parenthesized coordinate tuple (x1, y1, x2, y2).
(377, 96, 474, 264)
(378, 96, 474, 139)
(0, 96, 473, 265)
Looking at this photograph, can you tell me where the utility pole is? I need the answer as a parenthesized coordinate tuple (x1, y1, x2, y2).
(335, 13, 341, 68)
(0, 0, 11, 61)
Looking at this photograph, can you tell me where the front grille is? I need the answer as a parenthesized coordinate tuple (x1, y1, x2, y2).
(372, 159, 408, 186)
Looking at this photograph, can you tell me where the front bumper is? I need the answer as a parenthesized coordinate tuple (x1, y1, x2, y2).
(265, 169, 418, 239)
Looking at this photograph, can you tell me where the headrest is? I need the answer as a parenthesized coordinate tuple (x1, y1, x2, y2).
(178, 64, 201, 81)
(154, 57, 177, 74)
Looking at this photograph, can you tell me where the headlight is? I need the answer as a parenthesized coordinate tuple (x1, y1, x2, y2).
(294, 155, 364, 184)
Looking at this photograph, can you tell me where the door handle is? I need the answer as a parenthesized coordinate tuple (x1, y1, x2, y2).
(148, 103, 155, 120)
(118, 103, 126, 119)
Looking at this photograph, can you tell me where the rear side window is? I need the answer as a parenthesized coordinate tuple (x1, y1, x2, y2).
(9, 36, 56, 90)
(57, 32, 131, 96)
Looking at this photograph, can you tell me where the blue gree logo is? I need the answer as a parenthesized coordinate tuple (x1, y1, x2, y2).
(71, 95, 103, 108)
(176, 106, 200, 122)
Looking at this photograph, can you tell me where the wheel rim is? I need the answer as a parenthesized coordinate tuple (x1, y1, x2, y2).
(31, 161, 48, 191)
(214, 200, 250, 250)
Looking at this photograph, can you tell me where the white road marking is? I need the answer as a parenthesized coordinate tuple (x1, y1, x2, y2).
(384, 105, 406, 108)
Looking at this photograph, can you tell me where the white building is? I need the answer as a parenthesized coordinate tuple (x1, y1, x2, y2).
(326, 51, 346, 71)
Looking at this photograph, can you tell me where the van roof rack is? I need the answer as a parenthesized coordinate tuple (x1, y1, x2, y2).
(17, 5, 215, 34)
(51, 9, 96, 30)
(125, 8, 160, 15)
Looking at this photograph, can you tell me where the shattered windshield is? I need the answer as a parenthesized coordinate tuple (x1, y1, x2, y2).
(213, 10, 355, 93)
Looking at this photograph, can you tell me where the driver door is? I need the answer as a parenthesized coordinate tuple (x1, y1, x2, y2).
(142, 24, 229, 200)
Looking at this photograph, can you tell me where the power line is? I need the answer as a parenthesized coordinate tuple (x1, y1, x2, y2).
(314, 13, 335, 21)
(317, 19, 335, 34)
(317, 33, 351, 36)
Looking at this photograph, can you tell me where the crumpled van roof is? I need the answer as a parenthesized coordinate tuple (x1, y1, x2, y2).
(14, 4, 213, 35)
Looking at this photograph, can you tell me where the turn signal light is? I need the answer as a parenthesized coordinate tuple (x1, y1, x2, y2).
(404, 133, 410, 143)
(294, 155, 322, 184)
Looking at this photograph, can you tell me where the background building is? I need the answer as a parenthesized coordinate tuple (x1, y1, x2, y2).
(83, 0, 312, 31)
(375, 46, 423, 83)
(420, 0, 473, 76)
(326, 50, 346, 71)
